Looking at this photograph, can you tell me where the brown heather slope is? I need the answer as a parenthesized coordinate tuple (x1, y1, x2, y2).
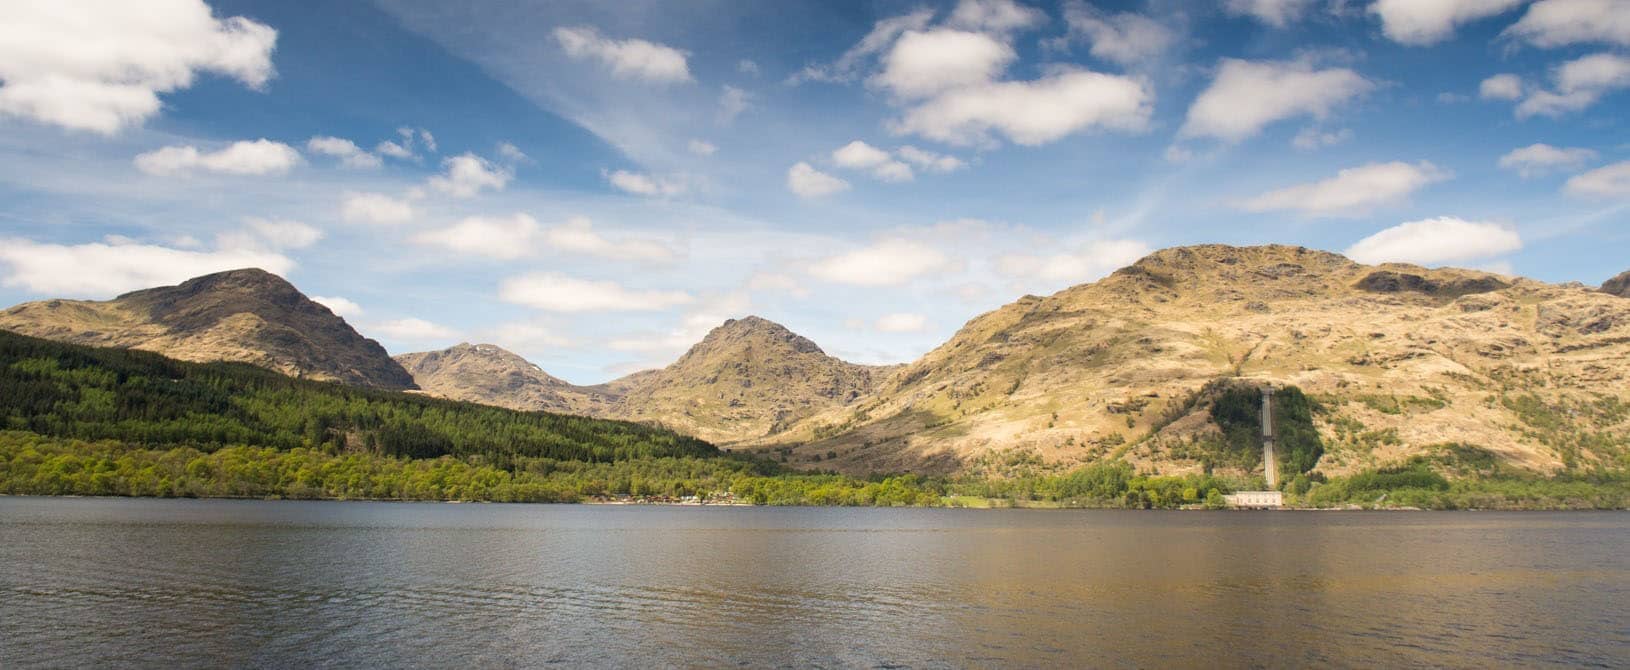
(1603, 270, 1630, 298)
(395, 343, 618, 414)
(598, 316, 894, 445)
(756, 245, 1630, 478)
(0, 268, 414, 389)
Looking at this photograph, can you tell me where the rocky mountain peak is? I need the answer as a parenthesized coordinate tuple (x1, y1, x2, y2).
(1603, 270, 1630, 298)
(687, 316, 824, 358)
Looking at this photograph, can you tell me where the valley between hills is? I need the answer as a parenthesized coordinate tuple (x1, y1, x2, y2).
(4, 244, 1629, 509)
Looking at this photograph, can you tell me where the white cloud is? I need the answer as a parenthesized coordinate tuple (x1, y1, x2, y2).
(718, 85, 751, 123)
(553, 26, 691, 83)
(1058, 2, 1178, 66)
(1370, 0, 1526, 45)
(737, 59, 760, 76)
(1516, 52, 1630, 118)
(543, 217, 675, 263)
(946, 0, 1047, 34)
(0, 237, 293, 297)
(134, 139, 301, 177)
(418, 128, 437, 153)
(495, 142, 529, 164)
(312, 296, 362, 318)
(374, 317, 457, 341)
(875, 312, 929, 333)
(687, 139, 717, 156)
(604, 169, 686, 197)
(491, 321, 572, 351)
(1181, 59, 1373, 143)
(787, 162, 851, 198)
(376, 140, 414, 160)
(897, 146, 967, 172)
(1344, 217, 1522, 266)
(1504, 0, 1630, 48)
(341, 192, 414, 225)
(832, 140, 914, 182)
(1479, 73, 1524, 100)
(892, 68, 1152, 146)
(789, 8, 935, 84)
(0, 0, 277, 134)
(411, 213, 541, 260)
(1224, 0, 1315, 27)
(1565, 160, 1630, 197)
(427, 152, 512, 198)
(994, 239, 1151, 284)
(236, 217, 322, 250)
(1239, 161, 1450, 217)
(306, 136, 381, 169)
(499, 273, 693, 312)
(747, 271, 811, 298)
(808, 239, 949, 286)
(1498, 143, 1598, 177)
(1292, 127, 1354, 150)
(873, 29, 1017, 100)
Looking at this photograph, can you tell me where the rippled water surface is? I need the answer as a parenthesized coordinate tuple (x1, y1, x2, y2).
(2, 497, 1627, 668)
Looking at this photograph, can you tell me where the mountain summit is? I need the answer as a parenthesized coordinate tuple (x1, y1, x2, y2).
(605, 316, 892, 444)
(1603, 270, 1630, 298)
(395, 343, 616, 414)
(0, 268, 414, 389)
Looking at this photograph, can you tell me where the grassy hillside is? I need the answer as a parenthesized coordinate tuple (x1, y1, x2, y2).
(0, 329, 714, 465)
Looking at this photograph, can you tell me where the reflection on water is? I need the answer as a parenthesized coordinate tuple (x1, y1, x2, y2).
(2, 498, 1626, 668)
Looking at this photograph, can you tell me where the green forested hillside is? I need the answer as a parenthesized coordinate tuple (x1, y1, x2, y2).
(0, 329, 714, 465)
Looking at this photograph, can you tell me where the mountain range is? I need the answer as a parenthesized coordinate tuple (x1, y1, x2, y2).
(3, 246, 1627, 480)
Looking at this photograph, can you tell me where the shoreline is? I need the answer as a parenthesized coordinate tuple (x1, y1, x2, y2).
(3, 493, 1622, 511)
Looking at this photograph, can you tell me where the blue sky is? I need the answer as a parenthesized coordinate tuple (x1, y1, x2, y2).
(1, 0, 1627, 383)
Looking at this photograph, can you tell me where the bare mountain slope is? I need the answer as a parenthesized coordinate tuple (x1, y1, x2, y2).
(1603, 270, 1630, 298)
(762, 245, 1630, 478)
(0, 269, 414, 389)
(395, 343, 617, 414)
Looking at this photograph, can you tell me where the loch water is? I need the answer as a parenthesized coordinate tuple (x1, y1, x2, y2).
(1, 497, 1626, 668)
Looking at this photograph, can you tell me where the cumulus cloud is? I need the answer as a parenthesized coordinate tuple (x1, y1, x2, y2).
(873, 29, 1017, 99)
(499, 273, 693, 312)
(1504, 0, 1630, 48)
(604, 169, 687, 197)
(374, 318, 457, 341)
(1498, 143, 1598, 177)
(747, 271, 811, 298)
(807, 239, 950, 286)
(341, 192, 414, 225)
(411, 213, 541, 260)
(946, 0, 1047, 34)
(1565, 161, 1630, 197)
(222, 217, 323, 251)
(832, 141, 915, 182)
(1224, 0, 1315, 27)
(994, 239, 1151, 284)
(1057, 2, 1178, 66)
(787, 162, 850, 198)
(134, 139, 301, 176)
(0, 0, 277, 133)
(1479, 73, 1524, 100)
(311, 296, 362, 318)
(1238, 161, 1450, 217)
(1370, 0, 1527, 45)
(1515, 52, 1630, 118)
(891, 68, 1152, 146)
(687, 139, 717, 156)
(874, 313, 929, 333)
(0, 236, 293, 297)
(427, 153, 512, 198)
(718, 85, 751, 124)
(897, 146, 967, 172)
(788, 8, 935, 84)
(553, 26, 691, 83)
(306, 136, 380, 168)
(1181, 59, 1373, 143)
(376, 139, 414, 160)
(543, 217, 675, 263)
(1292, 127, 1353, 150)
(1344, 217, 1523, 266)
